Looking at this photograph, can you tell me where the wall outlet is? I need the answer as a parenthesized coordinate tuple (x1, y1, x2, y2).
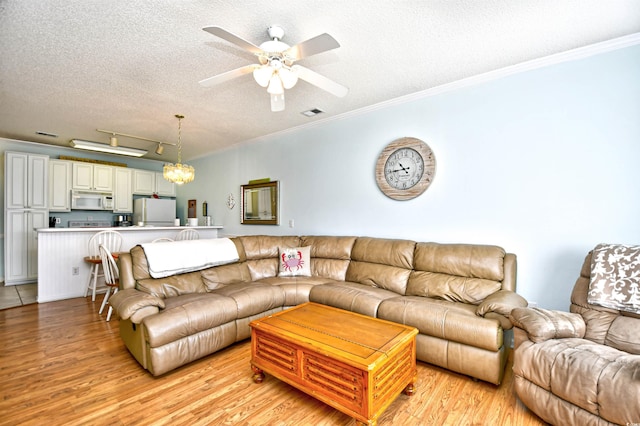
(55, 217, 61, 224)
(72, 267, 79, 276)
(288, 219, 294, 228)
(87, 216, 93, 220)
(528, 301, 538, 308)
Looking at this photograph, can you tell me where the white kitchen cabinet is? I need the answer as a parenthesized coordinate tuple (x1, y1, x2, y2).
(113, 168, 133, 213)
(4, 151, 49, 285)
(5, 152, 48, 209)
(49, 159, 72, 212)
(132, 169, 155, 195)
(132, 169, 175, 196)
(155, 172, 176, 196)
(7, 210, 47, 281)
(72, 162, 113, 191)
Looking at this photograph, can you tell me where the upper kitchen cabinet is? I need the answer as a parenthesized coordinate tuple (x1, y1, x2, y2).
(5, 152, 49, 209)
(155, 172, 176, 196)
(113, 168, 133, 213)
(49, 159, 72, 212)
(133, 169, 175, 197)
(72, 162, 113, 192)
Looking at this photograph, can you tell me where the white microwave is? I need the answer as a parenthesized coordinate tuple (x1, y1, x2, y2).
(71, 190, 114, 211)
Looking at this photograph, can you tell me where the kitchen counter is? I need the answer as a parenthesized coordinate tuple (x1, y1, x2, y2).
(36, 225, 223, 303)
(38, 225, 222, 233)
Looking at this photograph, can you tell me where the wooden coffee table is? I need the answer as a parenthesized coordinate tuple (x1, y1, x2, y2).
(250, 302, 418, 426)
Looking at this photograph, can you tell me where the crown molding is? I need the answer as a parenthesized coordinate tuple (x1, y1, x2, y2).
(230, 32, 640, 151)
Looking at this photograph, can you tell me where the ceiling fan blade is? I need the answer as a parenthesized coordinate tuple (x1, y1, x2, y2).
(291, 65, 348, 98)
(270, 93, 285, 112)
(199, 64, 257, 87)
(285, 33, 340, 61)
(202, 26, 263, 55)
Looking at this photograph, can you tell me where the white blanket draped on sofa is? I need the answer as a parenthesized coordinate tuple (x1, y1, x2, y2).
(140, 238, 239, 278)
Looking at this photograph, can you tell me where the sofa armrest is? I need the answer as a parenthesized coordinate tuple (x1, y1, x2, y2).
(476, 290, 528, 317)
(510, 307, 586, 343)
(108, 288, 165, 323)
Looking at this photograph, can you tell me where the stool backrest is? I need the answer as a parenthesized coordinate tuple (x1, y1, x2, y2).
(98, 244, 119, 285)
(88, 230, 123, 259)
(176, 229, 199, 241)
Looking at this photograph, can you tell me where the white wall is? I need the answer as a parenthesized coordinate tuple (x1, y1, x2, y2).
(179, 42, 640, 311)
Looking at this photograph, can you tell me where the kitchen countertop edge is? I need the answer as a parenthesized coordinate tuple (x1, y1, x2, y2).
(36, 225, 223, 233)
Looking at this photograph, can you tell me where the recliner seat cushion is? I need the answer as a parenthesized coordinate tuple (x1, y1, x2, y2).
(379, 296, 502, 351)
(211, 282, 285, 317)
(514, 337, 640, 425)
(309, 282, 399, 317)
(143, 293, 238, 348)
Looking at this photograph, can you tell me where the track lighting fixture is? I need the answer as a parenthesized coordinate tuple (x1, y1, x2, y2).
(95, 129, 176, 156)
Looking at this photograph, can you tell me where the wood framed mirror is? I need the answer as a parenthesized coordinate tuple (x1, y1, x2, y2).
(241, 181, 279, 225)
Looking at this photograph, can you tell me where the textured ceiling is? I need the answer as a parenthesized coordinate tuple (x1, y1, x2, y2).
(1, 1, 639, 161)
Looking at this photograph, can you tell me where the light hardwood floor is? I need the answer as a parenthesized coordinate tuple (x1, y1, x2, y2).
(0, 298, 546, 426)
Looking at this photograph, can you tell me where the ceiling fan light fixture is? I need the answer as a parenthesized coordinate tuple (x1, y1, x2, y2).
(163, 114, 195, 185)
(279, 67, 298, 89)
(253, 65, 273, 87)
(267, 74, 284, 95)
(270, 93, 285, 112)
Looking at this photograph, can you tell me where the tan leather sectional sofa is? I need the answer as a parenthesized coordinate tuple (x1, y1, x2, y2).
(510, 250, 640, 425)
(110, 235, 526, 384)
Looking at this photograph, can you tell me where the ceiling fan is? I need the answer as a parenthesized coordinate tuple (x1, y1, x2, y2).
(199, 25, 348, 112)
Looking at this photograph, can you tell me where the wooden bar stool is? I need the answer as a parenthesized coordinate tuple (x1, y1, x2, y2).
(84, 230, 122, 302)
(98, 244, 119, 321)
(176, 229, 199, 241)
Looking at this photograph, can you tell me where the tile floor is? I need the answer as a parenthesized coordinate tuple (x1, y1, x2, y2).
(0, 283, 38, 310)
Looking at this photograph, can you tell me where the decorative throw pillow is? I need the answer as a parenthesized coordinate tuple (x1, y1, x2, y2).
(588, 243, 640, 314)
(278, 246, 311, 277)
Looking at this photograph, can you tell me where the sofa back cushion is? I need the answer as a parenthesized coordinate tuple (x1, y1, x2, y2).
(345, 237, 415, 294)
(406, 243, 505, 303)
(571, 251, 640, 354)
(200, 262, 252, 290)
(136, 271, 207, 299)
(239, 235, 301, 280)
(301, 235, 357, 281)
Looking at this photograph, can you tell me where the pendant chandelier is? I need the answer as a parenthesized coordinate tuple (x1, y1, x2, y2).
(163, 114, 195, 185)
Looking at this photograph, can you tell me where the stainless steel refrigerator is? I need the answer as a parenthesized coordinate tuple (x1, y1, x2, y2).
(133, 198, 177, 226)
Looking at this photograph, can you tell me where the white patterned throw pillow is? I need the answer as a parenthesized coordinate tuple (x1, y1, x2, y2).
(588, 243, 640, 314)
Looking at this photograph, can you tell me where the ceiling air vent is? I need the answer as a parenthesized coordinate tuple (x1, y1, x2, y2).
(301, 108, 324, 117)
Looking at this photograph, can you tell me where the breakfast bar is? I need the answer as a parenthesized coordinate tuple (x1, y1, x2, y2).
(36, 226, 222, 303)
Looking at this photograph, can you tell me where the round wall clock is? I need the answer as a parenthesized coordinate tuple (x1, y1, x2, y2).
(375, 137, 436, 201)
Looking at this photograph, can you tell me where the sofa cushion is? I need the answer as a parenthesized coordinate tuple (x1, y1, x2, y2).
(350, 237, 414, 269)
(413, 242, 506, 281)
(211, 282, 285, 318)
(278, 246, 311, 277)
(301, 235, 356, 281)
(309, 282, 398, 318)
(346, 261, 411, 294)
(143, 293, 238, 348)
(258, 276, 340, 306)
(406, 271, 501, 303)
(604, 316, 640, 355)
(136, 271, 207, 299)
(200, 262, 251, 290)
(379, 296, 502, 351)
(513, 338, 640, 425)
(239, 235, 301, 260)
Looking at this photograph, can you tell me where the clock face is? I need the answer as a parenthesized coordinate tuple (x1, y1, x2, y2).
(384, 147, 424, 190)
(375, 137, 436, 201)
